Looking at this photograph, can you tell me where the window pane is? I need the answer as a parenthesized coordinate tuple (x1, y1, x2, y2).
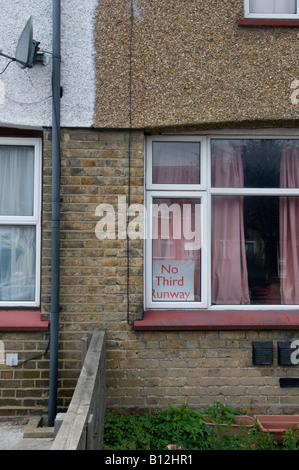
(0, 146, 35, 216)
(212, 195, 299, 305)
(249, 0, 296, 14)
(152, 198, 201, 302)
(244, 196, 280, 304)
(211, 139, 299, 189)
(0, 226, 36, 301)
(152, 141, 201, 185)
(212, 195, 250, 305)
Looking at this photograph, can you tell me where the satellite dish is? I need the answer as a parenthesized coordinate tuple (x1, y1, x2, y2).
(15, 16, 45, 68)
(15, 16, 34, 68)
(0, 16, 47, 69)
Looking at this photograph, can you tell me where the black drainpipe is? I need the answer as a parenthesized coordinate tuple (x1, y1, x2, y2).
(48, 0, 61, 427)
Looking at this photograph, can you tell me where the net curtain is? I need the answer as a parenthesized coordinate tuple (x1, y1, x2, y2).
(0, 146, 36, 301)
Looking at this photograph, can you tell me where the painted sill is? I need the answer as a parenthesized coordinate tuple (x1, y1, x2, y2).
(134, 310, 299, 331)
(0, 310, 49, 332)
(237, 19, 299, 26)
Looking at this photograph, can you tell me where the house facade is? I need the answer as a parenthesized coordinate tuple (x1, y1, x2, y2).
(1, 0, 299, 418)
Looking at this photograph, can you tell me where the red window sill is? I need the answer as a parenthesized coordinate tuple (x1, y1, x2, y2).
(134, 310, 299, 331)
(237, 19, 299, 26)
(0, 310, 49, 332)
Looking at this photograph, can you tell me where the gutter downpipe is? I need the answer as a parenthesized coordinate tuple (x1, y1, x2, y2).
(48, 0, 61, 427)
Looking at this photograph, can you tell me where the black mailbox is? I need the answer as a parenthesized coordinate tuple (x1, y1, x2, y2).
(277, 341, 295, 366)
(252, 341, 273, 365)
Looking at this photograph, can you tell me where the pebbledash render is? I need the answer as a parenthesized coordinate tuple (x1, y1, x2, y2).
(1, 0, 299, 418)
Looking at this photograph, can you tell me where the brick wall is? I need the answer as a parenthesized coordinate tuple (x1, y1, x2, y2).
(0, 332, 49, 417)
(52, 128, 299, 415)
(42, 128, 145, 411)
(115, 330, 299, 414)
(1, 128, 299, 417)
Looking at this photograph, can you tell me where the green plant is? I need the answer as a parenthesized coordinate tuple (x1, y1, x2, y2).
(205, 422, 277, 450)
(204, 400, 239, 423)
(251, 426, 278, 450)
(103, 403, 297, 451)
(282, 428, 299, 450)
(156, 404, 212, 450)
(103, 405, 212, 450)
(103, 409, 165, 450)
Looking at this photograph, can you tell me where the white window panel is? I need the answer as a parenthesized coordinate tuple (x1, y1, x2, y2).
(145, 191, 208, 309)
(244, 0, 299, 18)
(0, 138, 42, 307)
(146, 135, 207, 191)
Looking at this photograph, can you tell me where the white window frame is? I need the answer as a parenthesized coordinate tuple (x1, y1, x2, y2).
(244, 0, 299, 19)
(145, 191, 208, 309)
(0, 137, 42, 307)
(145, 135, 209, 309)
(145, 131, 299, 311)
(146, 135, 207, 191)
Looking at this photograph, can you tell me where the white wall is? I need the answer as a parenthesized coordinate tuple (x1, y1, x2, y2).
(0, 0, 97, 128)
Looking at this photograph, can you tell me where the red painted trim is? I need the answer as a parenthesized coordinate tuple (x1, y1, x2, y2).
(237, 19, 299, 26)
(134, 310, 299, 331)
(0, 310, 49, 331)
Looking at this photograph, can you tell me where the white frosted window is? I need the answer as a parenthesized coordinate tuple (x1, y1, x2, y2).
(249, 0, 296, 14)
(0, 226, 36, 301)
(0, 139, 41, 306)
(245, 0, 299, 17)
(0, 146, 34, 216)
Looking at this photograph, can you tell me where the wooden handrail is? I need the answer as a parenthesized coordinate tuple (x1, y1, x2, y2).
(51, 329, 106, 450)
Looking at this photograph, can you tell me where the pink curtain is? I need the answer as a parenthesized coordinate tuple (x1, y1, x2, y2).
(152, 142, 200, 185)
(152, 165, 199, 185)
(211, 143, 250, 304)
(280, 145, 299, 304)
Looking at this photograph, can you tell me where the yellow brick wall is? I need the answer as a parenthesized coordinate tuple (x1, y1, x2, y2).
(43, 128, 299, 415)
(42, 128, 145, 411)
(108, 330, 299, 413)
(0, 332, 50, 417)
(2, 127, 299, 417)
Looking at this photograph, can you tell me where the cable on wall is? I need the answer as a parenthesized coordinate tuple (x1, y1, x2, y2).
(0, 60, 14, 75)
(127, 0, 134, 326)
(6, 94, 52, 105)
(11, 337, 50, 367)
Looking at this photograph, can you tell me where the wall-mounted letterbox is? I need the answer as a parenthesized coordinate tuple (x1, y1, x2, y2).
(277, 341, 294, 366)
(252, 341, 273, 365)
(279, 378, 299, 388)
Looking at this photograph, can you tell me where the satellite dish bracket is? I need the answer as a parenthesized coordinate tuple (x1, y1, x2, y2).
(27, 39, 46, 68)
